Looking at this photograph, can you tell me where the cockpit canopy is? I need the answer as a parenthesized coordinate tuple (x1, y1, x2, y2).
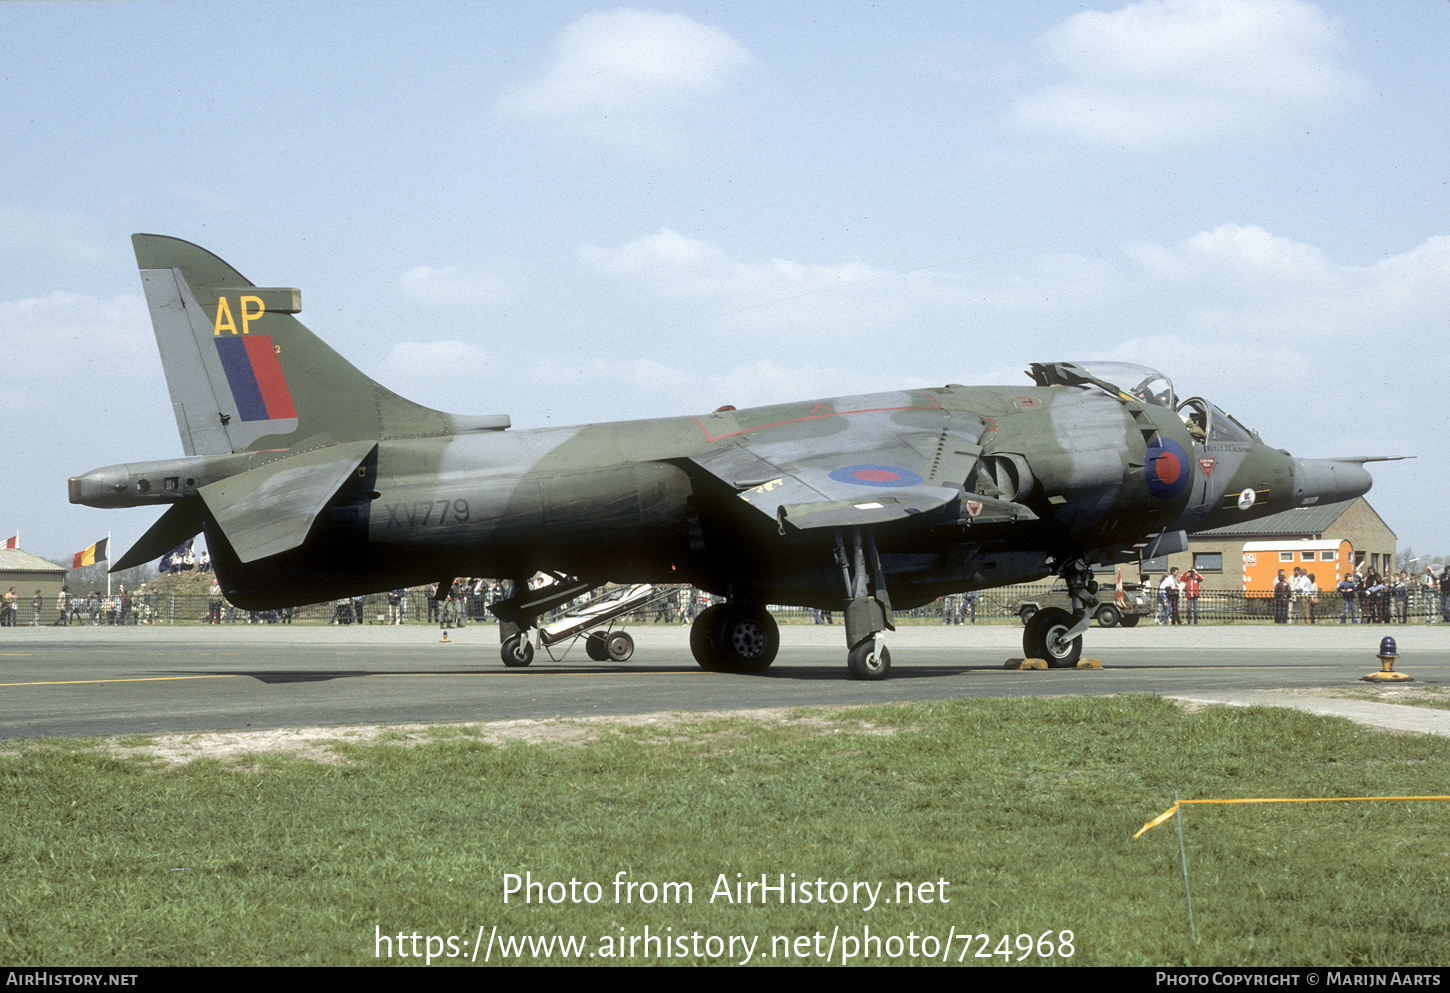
(1028, 361, 1174, 408)
(1028, 361, 1259, 444)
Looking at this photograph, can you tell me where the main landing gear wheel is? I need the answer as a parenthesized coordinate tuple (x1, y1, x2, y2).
(847, 640, 891, 680)
(715, 606, 779, 673)
(690, 604, 778, 673)
(585, 632, 610, 661)
(501, 634, 534, 667)
(1023, 607, 1082, 668)
(690, 604, 727, 671)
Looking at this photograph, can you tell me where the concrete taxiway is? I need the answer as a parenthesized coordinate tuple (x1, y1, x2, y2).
(1, 622, 1446, 739)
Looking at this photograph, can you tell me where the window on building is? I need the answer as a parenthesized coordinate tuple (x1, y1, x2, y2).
(1279, 552, 1293, 562)
(1320, 551, 1336, 561)
(1301, 551, 1315, 561)
(1193, 553, 1223, 572)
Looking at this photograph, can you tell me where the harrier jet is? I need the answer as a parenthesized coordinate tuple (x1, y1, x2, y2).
(70, 235, 1380, 678)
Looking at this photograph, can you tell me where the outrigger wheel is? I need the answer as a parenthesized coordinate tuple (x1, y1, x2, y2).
(846, 638, 890, 680)
(501, 634, 534, 667)
(689, 603, 779, 673)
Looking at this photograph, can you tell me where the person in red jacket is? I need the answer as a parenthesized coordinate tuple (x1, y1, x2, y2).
(1181, 567, 1204, 625)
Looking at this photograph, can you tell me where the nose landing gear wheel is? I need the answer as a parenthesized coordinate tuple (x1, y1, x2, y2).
(1023, 607, 1082, 668)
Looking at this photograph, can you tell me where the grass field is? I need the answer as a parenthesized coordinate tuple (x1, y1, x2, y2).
(3, 696, 1448, 966)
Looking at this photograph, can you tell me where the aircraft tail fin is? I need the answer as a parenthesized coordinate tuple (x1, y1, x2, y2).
(133, 234, 502, 456)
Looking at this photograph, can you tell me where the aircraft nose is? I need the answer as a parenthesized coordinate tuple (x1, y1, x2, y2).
(1292, 458, 1372, 507)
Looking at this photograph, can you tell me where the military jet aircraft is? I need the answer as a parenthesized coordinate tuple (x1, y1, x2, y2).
(70, 235, 1384, 678)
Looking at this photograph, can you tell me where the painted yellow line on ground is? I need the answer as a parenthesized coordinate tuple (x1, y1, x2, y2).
(369, 670, 708, 676)
(0, 675, 243, 687)
(1135, 795, 1450, 838)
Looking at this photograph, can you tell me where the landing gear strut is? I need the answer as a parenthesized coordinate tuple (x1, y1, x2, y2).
(490, 574, 594, 669)
(836, 528, 894, 681)
(1022, 557, 1097, 667)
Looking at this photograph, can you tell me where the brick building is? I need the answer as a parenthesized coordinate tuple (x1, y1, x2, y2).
(0, 548, 68, 614)
(1149, 497, 1396, 593)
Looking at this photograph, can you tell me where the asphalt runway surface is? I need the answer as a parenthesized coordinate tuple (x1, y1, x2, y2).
(2, 622, 1448, 739)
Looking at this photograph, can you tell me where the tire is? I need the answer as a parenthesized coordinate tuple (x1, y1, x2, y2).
(585, 632, 610, 661)
(847, 640, 890, 680)
(1094, 604, 1121, 628)
(1019, 605, 1038, 626)
(690, 604, 726, 670)
(715, 606, 779, 673)
(1119, 615, 1140, 628)
(1023, 607, 1082, 668)
(501, 634, 534, 667)
(605, 631, 634, 662)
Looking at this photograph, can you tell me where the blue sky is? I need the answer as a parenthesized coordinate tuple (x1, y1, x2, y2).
(3, 0, 1447, 563)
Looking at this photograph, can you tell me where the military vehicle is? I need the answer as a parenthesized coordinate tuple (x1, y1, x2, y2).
(70, 235, 1385, 678)
(1010, 579, 1150, 628)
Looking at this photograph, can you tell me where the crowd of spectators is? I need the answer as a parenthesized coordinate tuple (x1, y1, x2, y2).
(1331, 565, 1450, 625)
(12, 564, 1450, 628)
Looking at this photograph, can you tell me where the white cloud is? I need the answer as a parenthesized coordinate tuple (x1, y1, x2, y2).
(496, 9, 755, 147)
(530, 355, 909, 414)
(1127, 222, 1335, 281)
(370, 337, 909, 424)
(0, 204, 114, 262)
(0, 292, 154, 409)
(369, 340, 492, 410)
(580, 229, 1120, 330)
(580, 228, 884, 300)
(397, 263, 517, 306)
(0, 289, 177, 497)
(1126, 224, 1450, 344)
(1015, 0, 1366, 147)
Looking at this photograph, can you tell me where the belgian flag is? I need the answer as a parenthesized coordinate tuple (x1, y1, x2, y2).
(72, 538, 108, 569)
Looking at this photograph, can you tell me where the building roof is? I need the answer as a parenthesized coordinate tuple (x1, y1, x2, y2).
(1241, 539, 1345, 552)
(1193, 500, 1358, 539)
(0, 548, 67, 574)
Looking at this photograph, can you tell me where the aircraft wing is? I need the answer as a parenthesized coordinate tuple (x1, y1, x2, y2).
(685, 408, 1036, 531)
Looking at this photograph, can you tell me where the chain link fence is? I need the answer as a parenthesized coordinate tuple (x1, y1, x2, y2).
(7, 584, 1446, 628)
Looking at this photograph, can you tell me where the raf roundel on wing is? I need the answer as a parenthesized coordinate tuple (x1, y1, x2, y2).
(827, 464, 925, 488)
